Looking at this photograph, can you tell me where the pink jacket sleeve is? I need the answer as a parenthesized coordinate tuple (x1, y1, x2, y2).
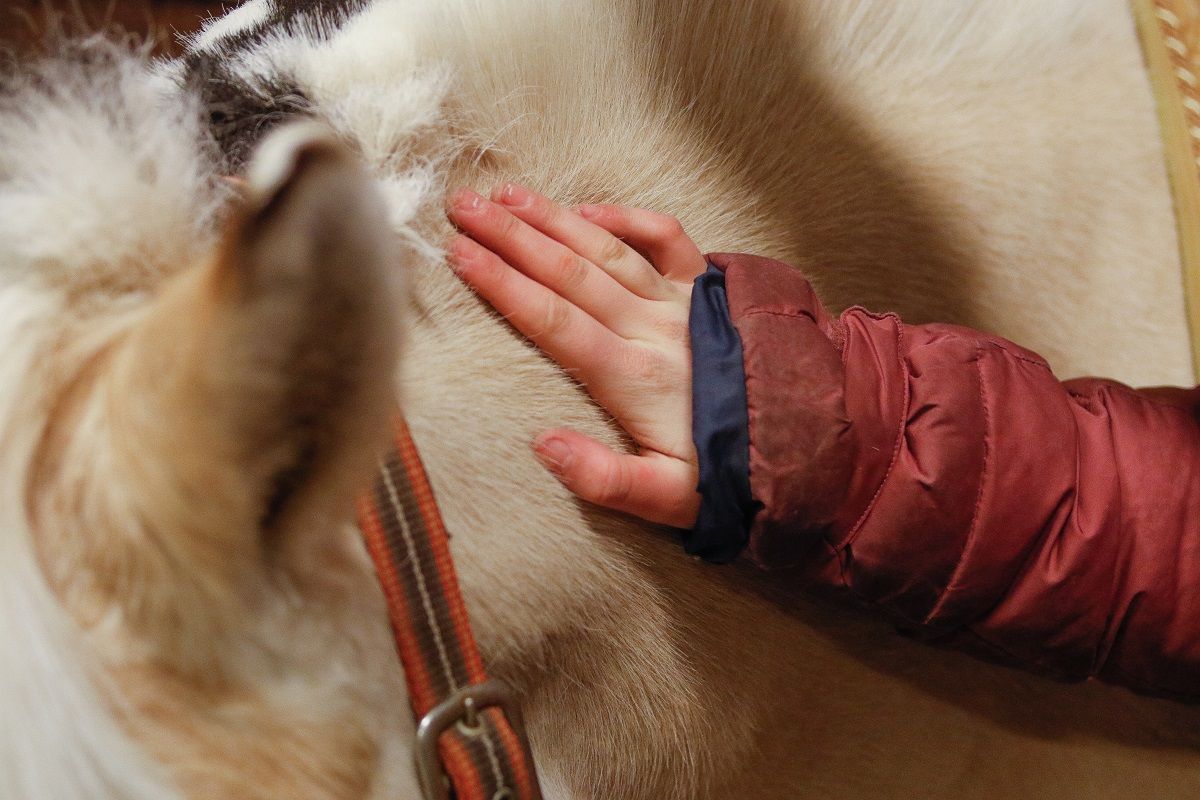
(709, 252, 1200, 700)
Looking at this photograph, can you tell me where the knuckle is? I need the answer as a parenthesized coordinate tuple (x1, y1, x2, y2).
(650, 214, 685, 241)
(555, 251, 589, 291)
(492, 205, 521, 240)
(597, 459, 634, 505)
(598, 234, 629, 267)
(622, 346, 664, 385)
(650, 310, 690, 343)
(537, 295, 572, 337)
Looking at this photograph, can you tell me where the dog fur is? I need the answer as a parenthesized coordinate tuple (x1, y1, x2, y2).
(2, 1, 1199, 798)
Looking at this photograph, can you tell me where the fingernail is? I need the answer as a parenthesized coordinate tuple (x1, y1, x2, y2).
(497, 183, 530, 207)
(576, 204, 598, 219)
(451, 188, 484, 212)
(533, 436, 572, 477)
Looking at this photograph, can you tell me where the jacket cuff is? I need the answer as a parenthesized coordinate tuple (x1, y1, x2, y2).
(708, 253, 863, 569)
(685, 264, 756, 562)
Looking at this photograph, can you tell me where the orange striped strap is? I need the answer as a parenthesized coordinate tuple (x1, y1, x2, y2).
(357, 417, 542, 800)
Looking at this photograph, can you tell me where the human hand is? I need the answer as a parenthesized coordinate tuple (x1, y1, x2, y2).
(446, 184, 705, 528)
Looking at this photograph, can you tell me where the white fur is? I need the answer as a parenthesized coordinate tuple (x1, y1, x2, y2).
(0, 290, 178, 799)
(0, 48, 221, 797)
(190, 0, 274, 52)
(0, 41, 222, 298)
(2, 1, 1199, 798)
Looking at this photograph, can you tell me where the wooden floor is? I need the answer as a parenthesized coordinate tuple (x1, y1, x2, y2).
(3, 0, 225, 57)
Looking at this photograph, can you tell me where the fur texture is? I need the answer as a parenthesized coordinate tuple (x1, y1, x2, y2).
(2, 1, 1199, 798)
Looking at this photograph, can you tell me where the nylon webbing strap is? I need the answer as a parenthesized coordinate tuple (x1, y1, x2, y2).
(357, 417, 541, 800)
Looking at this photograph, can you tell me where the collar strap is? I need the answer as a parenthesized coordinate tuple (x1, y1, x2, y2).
(357, 416, 542, 800)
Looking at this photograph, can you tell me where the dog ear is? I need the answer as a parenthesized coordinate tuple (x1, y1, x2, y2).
(203, 123, 402, 538)
(112, 123, 401, 588)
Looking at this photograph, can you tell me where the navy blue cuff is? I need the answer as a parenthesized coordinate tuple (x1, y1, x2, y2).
(685, 264, 755, 563)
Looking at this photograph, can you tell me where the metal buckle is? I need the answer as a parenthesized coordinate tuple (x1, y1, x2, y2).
(414, 679, 542, 800)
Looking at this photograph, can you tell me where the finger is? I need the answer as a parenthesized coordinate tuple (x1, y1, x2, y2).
(448, 188, 649, 335)
(491, 183, 671, 302)
(572, 204, 707, 283)
(532, 428, 700, 529)
(447, 234, 622, 373)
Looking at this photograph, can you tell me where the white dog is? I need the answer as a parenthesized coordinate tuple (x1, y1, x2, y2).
(2, 1, 1197, 798)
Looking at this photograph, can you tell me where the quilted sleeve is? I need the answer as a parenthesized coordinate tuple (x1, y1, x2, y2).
(693, 252, 1200, 700)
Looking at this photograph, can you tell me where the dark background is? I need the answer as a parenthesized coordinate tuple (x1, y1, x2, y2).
(4, 1, 225, 57)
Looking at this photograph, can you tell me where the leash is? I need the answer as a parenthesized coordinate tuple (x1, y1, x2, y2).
(357, 417, 543, 800)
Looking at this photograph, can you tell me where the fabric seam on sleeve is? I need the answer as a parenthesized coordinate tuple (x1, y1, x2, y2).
(837, 313, 910, 551)
(923, 346, 990, 625)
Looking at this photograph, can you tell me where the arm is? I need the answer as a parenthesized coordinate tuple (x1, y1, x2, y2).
(447, 186, 1200, 700)
(704, 253, 1200, 699)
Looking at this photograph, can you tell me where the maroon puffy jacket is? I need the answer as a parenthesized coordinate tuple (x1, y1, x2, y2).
(690, 253, 1200, 701)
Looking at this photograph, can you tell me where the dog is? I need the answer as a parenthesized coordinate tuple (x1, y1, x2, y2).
(2, 1, 1197, 797)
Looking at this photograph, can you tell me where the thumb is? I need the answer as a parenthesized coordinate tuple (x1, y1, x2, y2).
(532, 428, 700, 528)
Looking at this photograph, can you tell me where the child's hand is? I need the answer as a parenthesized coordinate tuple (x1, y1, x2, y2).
(447, 184, 705, 528)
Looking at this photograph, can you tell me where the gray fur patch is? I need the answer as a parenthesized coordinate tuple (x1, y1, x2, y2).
(182, 0, 368, 168)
